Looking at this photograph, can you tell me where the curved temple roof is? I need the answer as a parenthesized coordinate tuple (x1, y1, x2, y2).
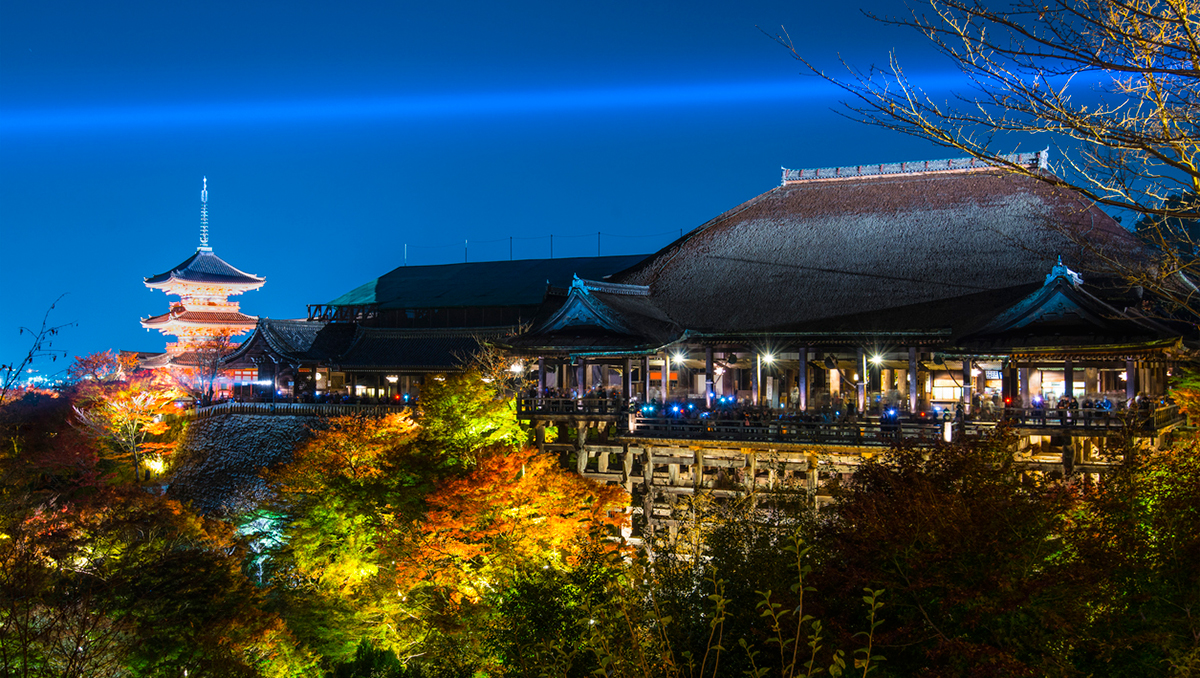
(610, 165, 1139, 335)
(145, 250, 265, 289)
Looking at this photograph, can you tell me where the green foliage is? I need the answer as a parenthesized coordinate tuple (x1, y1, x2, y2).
(416, 371, 524, 465)
(329, 639, 404, 678)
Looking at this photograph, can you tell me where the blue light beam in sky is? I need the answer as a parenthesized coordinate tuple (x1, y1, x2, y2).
(0, 74, 972, 135)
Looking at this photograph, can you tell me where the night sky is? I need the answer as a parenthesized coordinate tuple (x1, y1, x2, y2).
(1, 0, 961, 379)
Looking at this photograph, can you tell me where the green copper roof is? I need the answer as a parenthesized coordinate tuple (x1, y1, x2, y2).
(328, 255, 649, 309)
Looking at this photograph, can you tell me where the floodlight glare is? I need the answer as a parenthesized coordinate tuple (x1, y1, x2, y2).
(869, 355, 883, 365)
(763, 354, 775, 364)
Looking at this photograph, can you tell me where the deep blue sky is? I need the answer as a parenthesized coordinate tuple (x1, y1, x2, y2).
(1, 0, 961, 379)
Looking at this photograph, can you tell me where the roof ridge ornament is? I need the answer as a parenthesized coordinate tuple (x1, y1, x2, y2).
(781, 150, 1050, 184)
(198, 176, 212, 252)
(1046, 255, 1082, 287)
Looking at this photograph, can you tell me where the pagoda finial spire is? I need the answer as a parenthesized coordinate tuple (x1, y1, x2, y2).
(198, 176, 212, 252)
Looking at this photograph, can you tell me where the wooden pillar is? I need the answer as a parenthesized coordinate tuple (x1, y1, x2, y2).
(535, 424, 545, 454)
(908, 347, 918, 412)
(752, 354, 760, 406)
(1064, 358, 1074, 401)
(642, 448, 654, 490)
(600, 363, 610, 393)
(798, 347, 808, 411)
(538, 357, 546, 395)
(693, 448, 705, 490)
(1126, 358, 1137, 403)
(661, 353, 670, 402)
(623, 445, 634, 493)
(1002, 360, 1013, 407)
(857, 347, 866, 414)
(577, 445, 588, 475)
(576, 360, 586, 400)
(622, 357, 632, 401)
(642, 355, 651, 401)
(962, 358, 972, 414)
(705, 347, 714, 409)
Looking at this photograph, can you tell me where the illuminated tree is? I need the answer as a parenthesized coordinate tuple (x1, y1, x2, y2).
(66, 350, 137, 385)
(394, 446, 628, 604)
(261, 399, 627, 670)
(72, 373, 182, 483)
(416, 370, 524, 466)
(260, 413, 425, 661)
(784, 0, 1200, 321)
(1067, 437, 1200, 675)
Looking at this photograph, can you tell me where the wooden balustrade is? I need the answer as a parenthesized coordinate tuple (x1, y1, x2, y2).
(517, 397, 622, 416)
(189, 401, 411, 420)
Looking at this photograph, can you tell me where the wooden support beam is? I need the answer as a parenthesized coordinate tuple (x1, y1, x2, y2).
(623, 444, 635, 493)
(642, 448, 653, 490)
(705, 347, 714, 409)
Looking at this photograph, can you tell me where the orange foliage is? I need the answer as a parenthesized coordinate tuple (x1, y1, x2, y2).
(72, 371, 182, 482)
(395, 447, 628, 601)
(272, 413, 418, 494)
(67, 350, 138, 384)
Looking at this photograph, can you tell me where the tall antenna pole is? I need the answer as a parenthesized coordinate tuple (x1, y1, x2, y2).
(198, 176, 212, 251)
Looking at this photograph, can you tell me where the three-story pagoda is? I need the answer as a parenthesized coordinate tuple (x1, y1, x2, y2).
(141, 178, 264, 367)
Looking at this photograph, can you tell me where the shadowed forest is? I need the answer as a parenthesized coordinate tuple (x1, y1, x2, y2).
(2, 351, 1199, 677)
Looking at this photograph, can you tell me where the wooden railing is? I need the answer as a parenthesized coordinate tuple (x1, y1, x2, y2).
(517, 397, 622, 416)
(999, 404, 1184, 431)
(629, 417, 952, 446)
(189, 401, 411, 420)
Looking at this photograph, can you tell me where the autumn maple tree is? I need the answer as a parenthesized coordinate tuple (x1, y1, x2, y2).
(259, 370, 628, 670)
(72, 367, 181, 483)
(396, 446, 628, 603)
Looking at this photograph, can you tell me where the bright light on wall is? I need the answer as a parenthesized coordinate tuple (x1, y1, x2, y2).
(510, 362, 524, 374)
(869, 355, 883, 365)
(386, 375, 399, 383)
(762, 354, 775, 364)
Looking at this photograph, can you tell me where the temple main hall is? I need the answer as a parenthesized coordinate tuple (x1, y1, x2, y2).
(199, 152, 1192, 506)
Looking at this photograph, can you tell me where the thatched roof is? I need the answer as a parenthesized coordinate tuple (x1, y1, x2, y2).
(611, 167, 1138, 334)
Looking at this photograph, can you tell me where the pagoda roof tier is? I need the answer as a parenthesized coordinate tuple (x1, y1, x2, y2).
(141, 309, 259, 329)
(145, 250, 265, 290)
